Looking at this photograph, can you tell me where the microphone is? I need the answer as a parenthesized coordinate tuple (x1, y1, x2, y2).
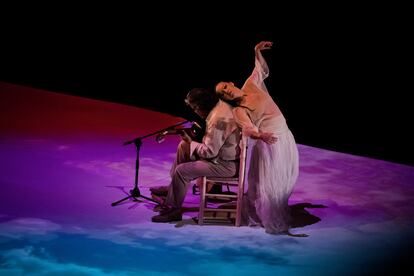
(155, 131, 169, 144)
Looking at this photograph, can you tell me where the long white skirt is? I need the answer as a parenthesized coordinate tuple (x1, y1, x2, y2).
(243, 121, 299, 234)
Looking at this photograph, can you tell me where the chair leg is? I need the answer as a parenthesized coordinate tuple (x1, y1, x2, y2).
(235, 189, 243, 227)
(198, 176, 207, 225)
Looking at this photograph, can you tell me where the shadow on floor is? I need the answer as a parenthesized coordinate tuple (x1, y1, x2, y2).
(290, 202, 326, 229)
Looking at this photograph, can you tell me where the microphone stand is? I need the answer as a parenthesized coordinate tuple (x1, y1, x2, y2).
(111, 120, 190, 207)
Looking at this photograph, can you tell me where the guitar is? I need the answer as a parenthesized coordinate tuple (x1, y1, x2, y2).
(155, 121, 204, 143)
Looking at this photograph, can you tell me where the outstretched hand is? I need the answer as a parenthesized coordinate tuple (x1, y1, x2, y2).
(255, 41, 273, 52)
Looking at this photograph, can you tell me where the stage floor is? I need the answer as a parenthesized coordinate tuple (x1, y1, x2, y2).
(1, 82, 413, 275)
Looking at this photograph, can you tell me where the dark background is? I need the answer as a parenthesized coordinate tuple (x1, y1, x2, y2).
(1, 6, 412, 166)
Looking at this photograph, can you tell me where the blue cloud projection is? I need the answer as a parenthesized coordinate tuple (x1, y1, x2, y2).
(2, 217, 412, 275)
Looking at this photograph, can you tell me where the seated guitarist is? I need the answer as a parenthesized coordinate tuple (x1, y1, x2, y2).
(151, 88, 241, 223)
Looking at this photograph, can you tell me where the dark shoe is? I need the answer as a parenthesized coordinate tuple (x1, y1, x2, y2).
(150, 185, 169, 197)
(152, 208, 182, 223)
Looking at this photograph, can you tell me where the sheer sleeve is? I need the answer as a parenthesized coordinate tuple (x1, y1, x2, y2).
(233, 107, 258, 137)
(243, 50, 270, 93)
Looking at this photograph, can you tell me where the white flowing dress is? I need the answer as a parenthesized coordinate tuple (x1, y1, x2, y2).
(235, 52, 299, 234)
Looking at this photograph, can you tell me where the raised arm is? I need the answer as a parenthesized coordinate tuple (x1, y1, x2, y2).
(254, 41, 272, 79)
(244, 41, 273, 93)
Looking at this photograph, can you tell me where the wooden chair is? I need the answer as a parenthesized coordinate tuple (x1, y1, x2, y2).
(198, 135, 248, 226)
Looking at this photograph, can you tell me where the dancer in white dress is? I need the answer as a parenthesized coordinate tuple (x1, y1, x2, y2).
(215, 41, 299, 234)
